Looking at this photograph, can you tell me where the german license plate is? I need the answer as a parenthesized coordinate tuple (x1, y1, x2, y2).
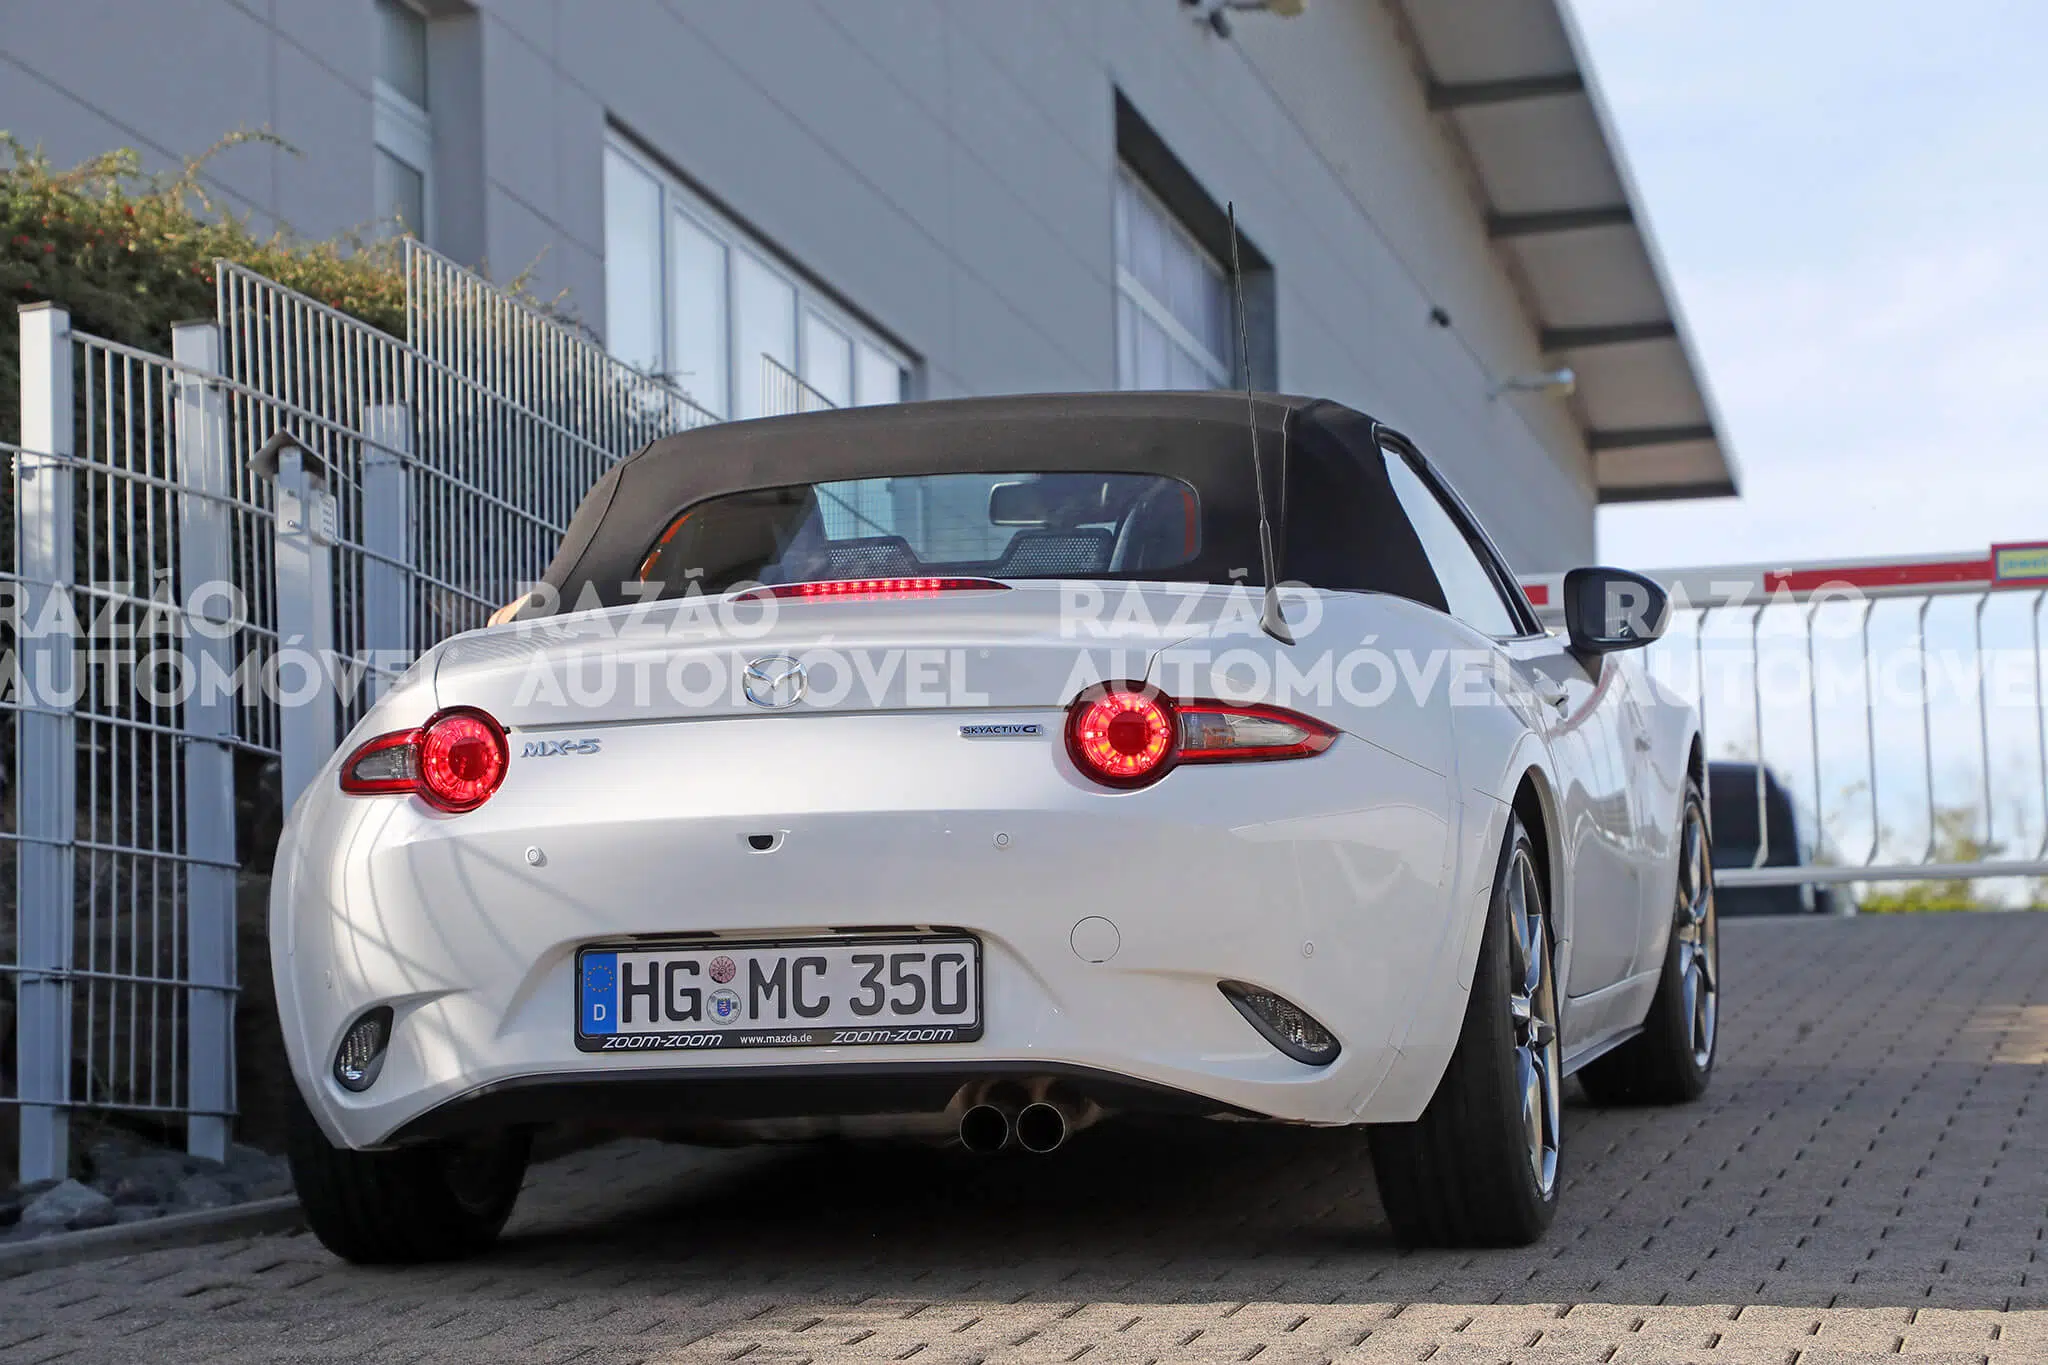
(575, 936, 982, 1052)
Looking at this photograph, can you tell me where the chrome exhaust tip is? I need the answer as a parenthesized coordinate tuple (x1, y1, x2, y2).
(958, 1102, 1012, 1153)
(1013, 1100, 1070, 1154)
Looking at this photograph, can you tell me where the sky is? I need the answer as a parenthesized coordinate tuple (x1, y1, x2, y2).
(1569, 0, 2048, 571)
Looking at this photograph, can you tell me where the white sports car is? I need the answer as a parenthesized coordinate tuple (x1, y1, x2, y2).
(273, 393, 1718, 1262)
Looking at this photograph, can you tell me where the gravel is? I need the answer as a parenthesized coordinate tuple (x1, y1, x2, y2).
(0, 1128, 291, 1244)
(19, 1181, 115, 1232)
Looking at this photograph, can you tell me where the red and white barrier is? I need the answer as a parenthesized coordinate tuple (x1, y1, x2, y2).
(1523, 541, 2048, 613)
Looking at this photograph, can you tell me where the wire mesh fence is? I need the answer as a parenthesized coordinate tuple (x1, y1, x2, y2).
(1, 437, 24, 1161)
(66, 337, 228, 1130)
(7, 242, 723, 1179)
(3, 320, 270, 1177)
(216, 246, 721, 737)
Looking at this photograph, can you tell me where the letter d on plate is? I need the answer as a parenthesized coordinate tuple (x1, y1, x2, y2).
(581, 951, 617, 1035)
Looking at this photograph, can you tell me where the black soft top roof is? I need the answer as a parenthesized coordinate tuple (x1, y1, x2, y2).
(535, 391, 1446, 612)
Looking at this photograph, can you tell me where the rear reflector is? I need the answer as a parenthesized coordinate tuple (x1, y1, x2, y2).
(333, 1006, 394, 1092)
(1219, 982, 1341, 1065)
(759, 577, 1011, 599)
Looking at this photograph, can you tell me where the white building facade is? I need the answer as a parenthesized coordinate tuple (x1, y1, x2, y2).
(0, 0, 1732, 571)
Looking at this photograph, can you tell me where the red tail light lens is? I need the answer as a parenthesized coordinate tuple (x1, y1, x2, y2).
(1066, 689, 1175, 787)
(1065, 691, 1336, 789)
(417, 710, 509, 811)
(339, 707, 508, 813)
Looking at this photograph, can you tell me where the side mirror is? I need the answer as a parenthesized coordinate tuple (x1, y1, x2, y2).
(1562, 566, 1669, 653)
(988, 480, 1049, 527)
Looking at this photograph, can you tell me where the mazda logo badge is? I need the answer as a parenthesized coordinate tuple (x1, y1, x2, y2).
(743, 655, 807, 709)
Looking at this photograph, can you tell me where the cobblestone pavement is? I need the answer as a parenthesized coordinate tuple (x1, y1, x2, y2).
(7, 915, 2048, 1364)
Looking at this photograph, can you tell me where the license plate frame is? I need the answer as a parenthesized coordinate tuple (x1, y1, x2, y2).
(575, 934, 984, 1053)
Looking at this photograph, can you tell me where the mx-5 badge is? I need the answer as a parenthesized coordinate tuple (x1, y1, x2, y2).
(521, 738, 601, 758)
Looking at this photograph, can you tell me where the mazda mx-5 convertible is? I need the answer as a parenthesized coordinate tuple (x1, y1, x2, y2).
(273, 392, 1719, 1262)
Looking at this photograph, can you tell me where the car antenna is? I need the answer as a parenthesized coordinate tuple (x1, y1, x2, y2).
(1228, 202, 1293, 645)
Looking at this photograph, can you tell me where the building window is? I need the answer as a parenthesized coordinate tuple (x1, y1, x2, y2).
(602, 138, 911, 419)
(1114, 166, 1234, 391)
(373, 0, 432, 240)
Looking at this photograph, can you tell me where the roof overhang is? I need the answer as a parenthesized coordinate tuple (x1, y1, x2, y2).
(1390, 0, 1739, 505)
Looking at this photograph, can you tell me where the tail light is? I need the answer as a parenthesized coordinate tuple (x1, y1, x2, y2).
(1067, 689, 1176, 787)
(1064, 688, 1335, 789)
(1174, 702, 1337, 762)
(339, 707, 509, 813)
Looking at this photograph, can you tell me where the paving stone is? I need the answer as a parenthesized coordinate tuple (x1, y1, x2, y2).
(9, 917, 2048, 1362)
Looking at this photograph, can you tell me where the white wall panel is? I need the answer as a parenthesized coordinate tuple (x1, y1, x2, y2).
(0, 0, 1600, 566)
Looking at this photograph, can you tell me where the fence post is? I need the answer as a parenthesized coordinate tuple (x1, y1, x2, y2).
(173, 322, 237, 1162)
(255, 432, 338, 816)
(361, 405, 413, 701)
(15, 302, 76, 1184)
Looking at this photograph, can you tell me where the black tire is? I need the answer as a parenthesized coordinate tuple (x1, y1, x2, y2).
(1578, 774, 1719, 1105)
(288, 1090, 531, 1264)
(1367, 811, 1562, 1247)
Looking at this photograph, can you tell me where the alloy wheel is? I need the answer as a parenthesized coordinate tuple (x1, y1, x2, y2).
(1505, 844, 1562, 1198)
(1674, 801, 1719, 1068)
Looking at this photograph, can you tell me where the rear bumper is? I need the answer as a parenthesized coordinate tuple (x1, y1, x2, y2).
(274, 712, 1481, 1148)
(387, 1060, 1249, 1143)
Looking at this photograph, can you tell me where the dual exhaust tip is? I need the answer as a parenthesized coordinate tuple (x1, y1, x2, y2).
(959, 1099, 1074, 1154)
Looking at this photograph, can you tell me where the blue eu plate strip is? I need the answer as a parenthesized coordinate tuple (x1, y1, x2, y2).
(581, 952, 618, 1035)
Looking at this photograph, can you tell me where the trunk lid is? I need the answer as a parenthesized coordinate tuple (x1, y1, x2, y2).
(431, 581, 1253, 728)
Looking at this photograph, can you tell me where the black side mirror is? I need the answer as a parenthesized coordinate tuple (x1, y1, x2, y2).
(1562, 566, 1669, 653)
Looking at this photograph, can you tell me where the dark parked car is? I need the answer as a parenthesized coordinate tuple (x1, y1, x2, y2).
(1708, 762, 1839, 915)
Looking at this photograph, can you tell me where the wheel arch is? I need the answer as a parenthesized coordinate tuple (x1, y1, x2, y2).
(1360, 737, 1563, 1124)
(1456, 738, 1562, 993)
(1359, 756, 1570, 1133)
(1511, 766, 1559, 927)
(1687, 730, 1707, 814)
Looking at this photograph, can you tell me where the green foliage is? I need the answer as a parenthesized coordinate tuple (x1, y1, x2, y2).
(1857, 804, 2046, 913)
(1, 131, 408, 442)
(1857, 887, 2000, 914)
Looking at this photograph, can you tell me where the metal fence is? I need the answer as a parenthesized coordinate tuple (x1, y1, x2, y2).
(4, 311, 268, 1179)
(216, 244, 720, 745)
(6, 243, 720, 1181)
(762, 354, 836, 420)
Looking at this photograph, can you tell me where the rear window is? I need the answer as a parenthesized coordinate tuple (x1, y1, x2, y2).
(637, 472, 1201, 594)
